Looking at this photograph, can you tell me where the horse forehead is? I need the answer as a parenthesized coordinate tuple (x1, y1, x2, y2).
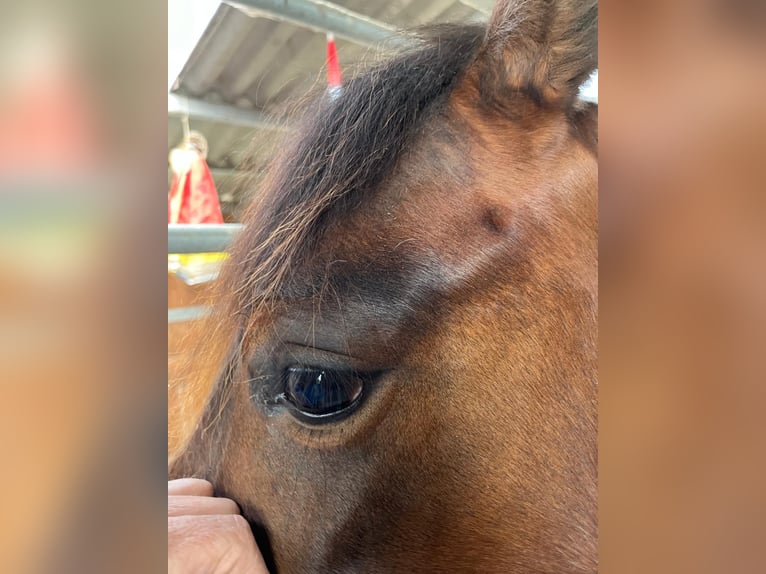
(272, 203, 530, 359)
(272, 115, 595, 345)
(294, 161, 543, 310)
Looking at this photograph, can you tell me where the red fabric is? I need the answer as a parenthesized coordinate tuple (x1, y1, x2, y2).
(326, 34, 342, 88)
(168, 154, 223, 224)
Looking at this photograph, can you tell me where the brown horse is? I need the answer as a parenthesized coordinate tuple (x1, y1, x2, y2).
(169, 0, 598, 572)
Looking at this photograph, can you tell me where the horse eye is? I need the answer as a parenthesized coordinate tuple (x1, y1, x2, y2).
(281, 367, 365, 420)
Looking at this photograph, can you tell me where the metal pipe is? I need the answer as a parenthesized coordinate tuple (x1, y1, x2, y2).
(227, 0, 405, 47)
(168, 224, 244, 253)
(168, 93, 285, 130)
(167, 167, 243, 179)
(168, 305, 212, 323)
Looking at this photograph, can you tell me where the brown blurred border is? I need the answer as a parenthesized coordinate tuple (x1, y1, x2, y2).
(600, 0, 766, 572)
(1, 0, 765, 572)
(0, 1, 168, 572)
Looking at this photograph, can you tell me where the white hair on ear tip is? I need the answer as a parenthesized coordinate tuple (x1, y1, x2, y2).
(578, 69, 598, 104)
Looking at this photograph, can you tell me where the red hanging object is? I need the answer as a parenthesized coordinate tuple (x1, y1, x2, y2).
(326, 33, 342, 95)
(168, 132, 223, 224)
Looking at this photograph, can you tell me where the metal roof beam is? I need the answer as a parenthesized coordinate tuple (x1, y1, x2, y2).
(168, 93, 284, 130)
(227, 0, 405, 47)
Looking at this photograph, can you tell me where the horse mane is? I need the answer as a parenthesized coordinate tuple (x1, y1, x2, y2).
(227, 24, 487, 318)
(169, 24, 487, 463)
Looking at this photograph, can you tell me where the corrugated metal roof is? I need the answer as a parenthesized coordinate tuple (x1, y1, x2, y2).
(168, 0, 491, 218)
(176, 1, 488, 110)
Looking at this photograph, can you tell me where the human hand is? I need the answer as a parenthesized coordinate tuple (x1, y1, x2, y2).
(168, 478, 270, 574)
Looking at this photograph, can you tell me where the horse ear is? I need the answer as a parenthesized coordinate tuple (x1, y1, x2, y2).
(483, 0, 597, 106)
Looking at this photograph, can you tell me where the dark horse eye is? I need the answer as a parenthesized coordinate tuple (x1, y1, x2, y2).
(282, 368, 365, 420)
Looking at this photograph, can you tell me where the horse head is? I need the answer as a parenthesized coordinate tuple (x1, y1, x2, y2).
(170, 1, 597, 571)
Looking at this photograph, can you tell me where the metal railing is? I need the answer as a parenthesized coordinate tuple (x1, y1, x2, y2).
(168, 305, 212, 323)
(168, 223, 243, 254)
(168, 224, 243, 323)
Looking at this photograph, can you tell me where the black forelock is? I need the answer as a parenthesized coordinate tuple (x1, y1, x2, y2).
(269, 23, 485, 216)
(228, 24, 486, 315)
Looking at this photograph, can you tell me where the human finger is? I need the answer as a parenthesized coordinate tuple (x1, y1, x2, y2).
(168, 494, 240, 517)
(168, 478, 214, 497)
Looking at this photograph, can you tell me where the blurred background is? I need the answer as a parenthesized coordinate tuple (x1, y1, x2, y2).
(0, 1, 166, 572)
(599, 1, 766, 571)
(0, 0, 763, 572)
